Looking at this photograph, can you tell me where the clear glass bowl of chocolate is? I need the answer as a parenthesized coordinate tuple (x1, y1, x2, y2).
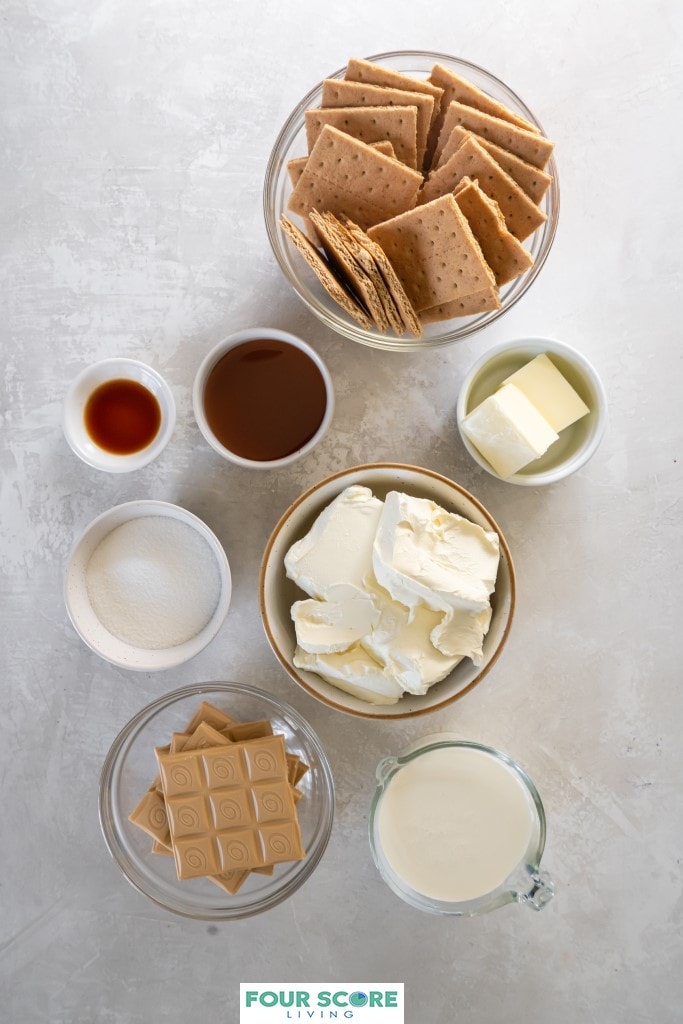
(264, 50, 559, 351)
(99, 682, 335, 920)
(192, 328, 334, 468)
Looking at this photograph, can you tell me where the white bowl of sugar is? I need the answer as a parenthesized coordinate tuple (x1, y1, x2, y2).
(64, 500, 232, 671)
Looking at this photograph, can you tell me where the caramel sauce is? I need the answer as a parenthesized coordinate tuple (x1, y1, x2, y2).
(203, 339, 328, 461)
(84, 379, 161, 455)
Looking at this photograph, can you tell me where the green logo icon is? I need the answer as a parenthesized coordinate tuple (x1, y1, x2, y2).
(349, 992, 368, 1007)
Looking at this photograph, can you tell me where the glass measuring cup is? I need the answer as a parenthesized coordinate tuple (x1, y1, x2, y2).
(369, 738, 554, 917)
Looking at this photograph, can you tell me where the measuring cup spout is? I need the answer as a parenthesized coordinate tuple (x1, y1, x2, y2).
(375, 756, 399, 786)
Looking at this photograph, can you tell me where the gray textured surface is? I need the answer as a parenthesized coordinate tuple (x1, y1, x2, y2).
(2, 1, 682, 1021)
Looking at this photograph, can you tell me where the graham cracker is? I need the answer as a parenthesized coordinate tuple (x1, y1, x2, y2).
(453, 177, 533, 286)
(280, 214, 372, 328)
(367, 193, 497, 313)
(287, 140, 396, 188)
(305, 105, 418, 168)
(419, 135, 547, 242)
(428, 63, 538, 140)
(319, 211, 405, 335)
(345, 57, 444, 131)
(322, 79, 434, 170)
(433, 100, 554, 170)
(436, 127, 552, 204)
(309, 209, 389, 331)
(339, 215, 423, 338)
(285, 156, 310, 190)
(288, 125, 422, 231)
(420, 287, 502, 322)
(371, 139, 398, 160)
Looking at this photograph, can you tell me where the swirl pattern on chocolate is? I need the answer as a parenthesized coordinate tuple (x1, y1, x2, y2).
(184, 846, 207, 870)
(266, 832, 291, 857)
(212, 757, 235, 780)
(170, 765, 193, 788)
(253, 750, 277, 774)
(149, 805, 167, 828)
(177, 806, 201, 830)
(225, 840, 249, 864)
(261, 791, 284, 815)
(218, 798, 243, 822)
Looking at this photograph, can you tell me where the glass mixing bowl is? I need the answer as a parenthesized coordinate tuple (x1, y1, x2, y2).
(99, 682, 335, 919)
(264, 50, 559, 351)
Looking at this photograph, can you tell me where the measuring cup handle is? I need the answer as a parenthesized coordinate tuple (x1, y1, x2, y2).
(518, 870, 555, 911)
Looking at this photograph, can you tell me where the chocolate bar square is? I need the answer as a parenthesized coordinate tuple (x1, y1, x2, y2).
(156, 735, 305, 881)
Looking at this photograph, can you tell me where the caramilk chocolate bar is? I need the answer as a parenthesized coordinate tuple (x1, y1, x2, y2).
(156, 734, 306, 880)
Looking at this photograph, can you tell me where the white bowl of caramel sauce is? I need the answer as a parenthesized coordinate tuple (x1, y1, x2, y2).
(192, 328, 334, 469)
(63, 358, 176, 473)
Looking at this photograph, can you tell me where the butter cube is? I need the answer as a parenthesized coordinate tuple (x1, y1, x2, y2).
(502, 353, 589, 432)
(461, 383, 559, 478)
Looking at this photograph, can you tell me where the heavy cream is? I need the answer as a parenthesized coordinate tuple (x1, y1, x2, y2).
(286, 486, 500, 704)
(377, 745, 535, 902)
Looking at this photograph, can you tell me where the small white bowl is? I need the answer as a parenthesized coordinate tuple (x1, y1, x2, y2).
(63, 358, 176, 473)
(64, 500, 232, 671)
(456, 338, 608, 486)
(192, 328, 334, 470)
(259, 463, 515, 720)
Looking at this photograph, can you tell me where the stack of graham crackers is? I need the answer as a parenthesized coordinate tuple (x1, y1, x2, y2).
(280, 57, 554, 336)
(128, 701, 308, 896)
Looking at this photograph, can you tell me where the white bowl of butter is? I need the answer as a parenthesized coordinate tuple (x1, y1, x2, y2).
(259, 464, 515, 719)
(456, 337, 608, 485)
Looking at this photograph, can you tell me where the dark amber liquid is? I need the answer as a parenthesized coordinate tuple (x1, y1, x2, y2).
(84, 379, 161, 454)
(203, 339, 328, 461)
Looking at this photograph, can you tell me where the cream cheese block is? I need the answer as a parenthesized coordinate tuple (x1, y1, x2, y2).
(293, 644, 405, 705)
(431, 604, 492, 665)
(461, 383, 559, 478)
(372, 491, 500, 614)
(284, 484, 383, 599)
(291, 583, 378, 654)
(361, 575, 462, 694)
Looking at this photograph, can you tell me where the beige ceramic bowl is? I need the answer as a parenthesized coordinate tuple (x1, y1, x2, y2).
(259, 464, 515, 719)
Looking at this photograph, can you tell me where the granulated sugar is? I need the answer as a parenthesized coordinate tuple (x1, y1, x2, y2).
(86, 516, 221, 649)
